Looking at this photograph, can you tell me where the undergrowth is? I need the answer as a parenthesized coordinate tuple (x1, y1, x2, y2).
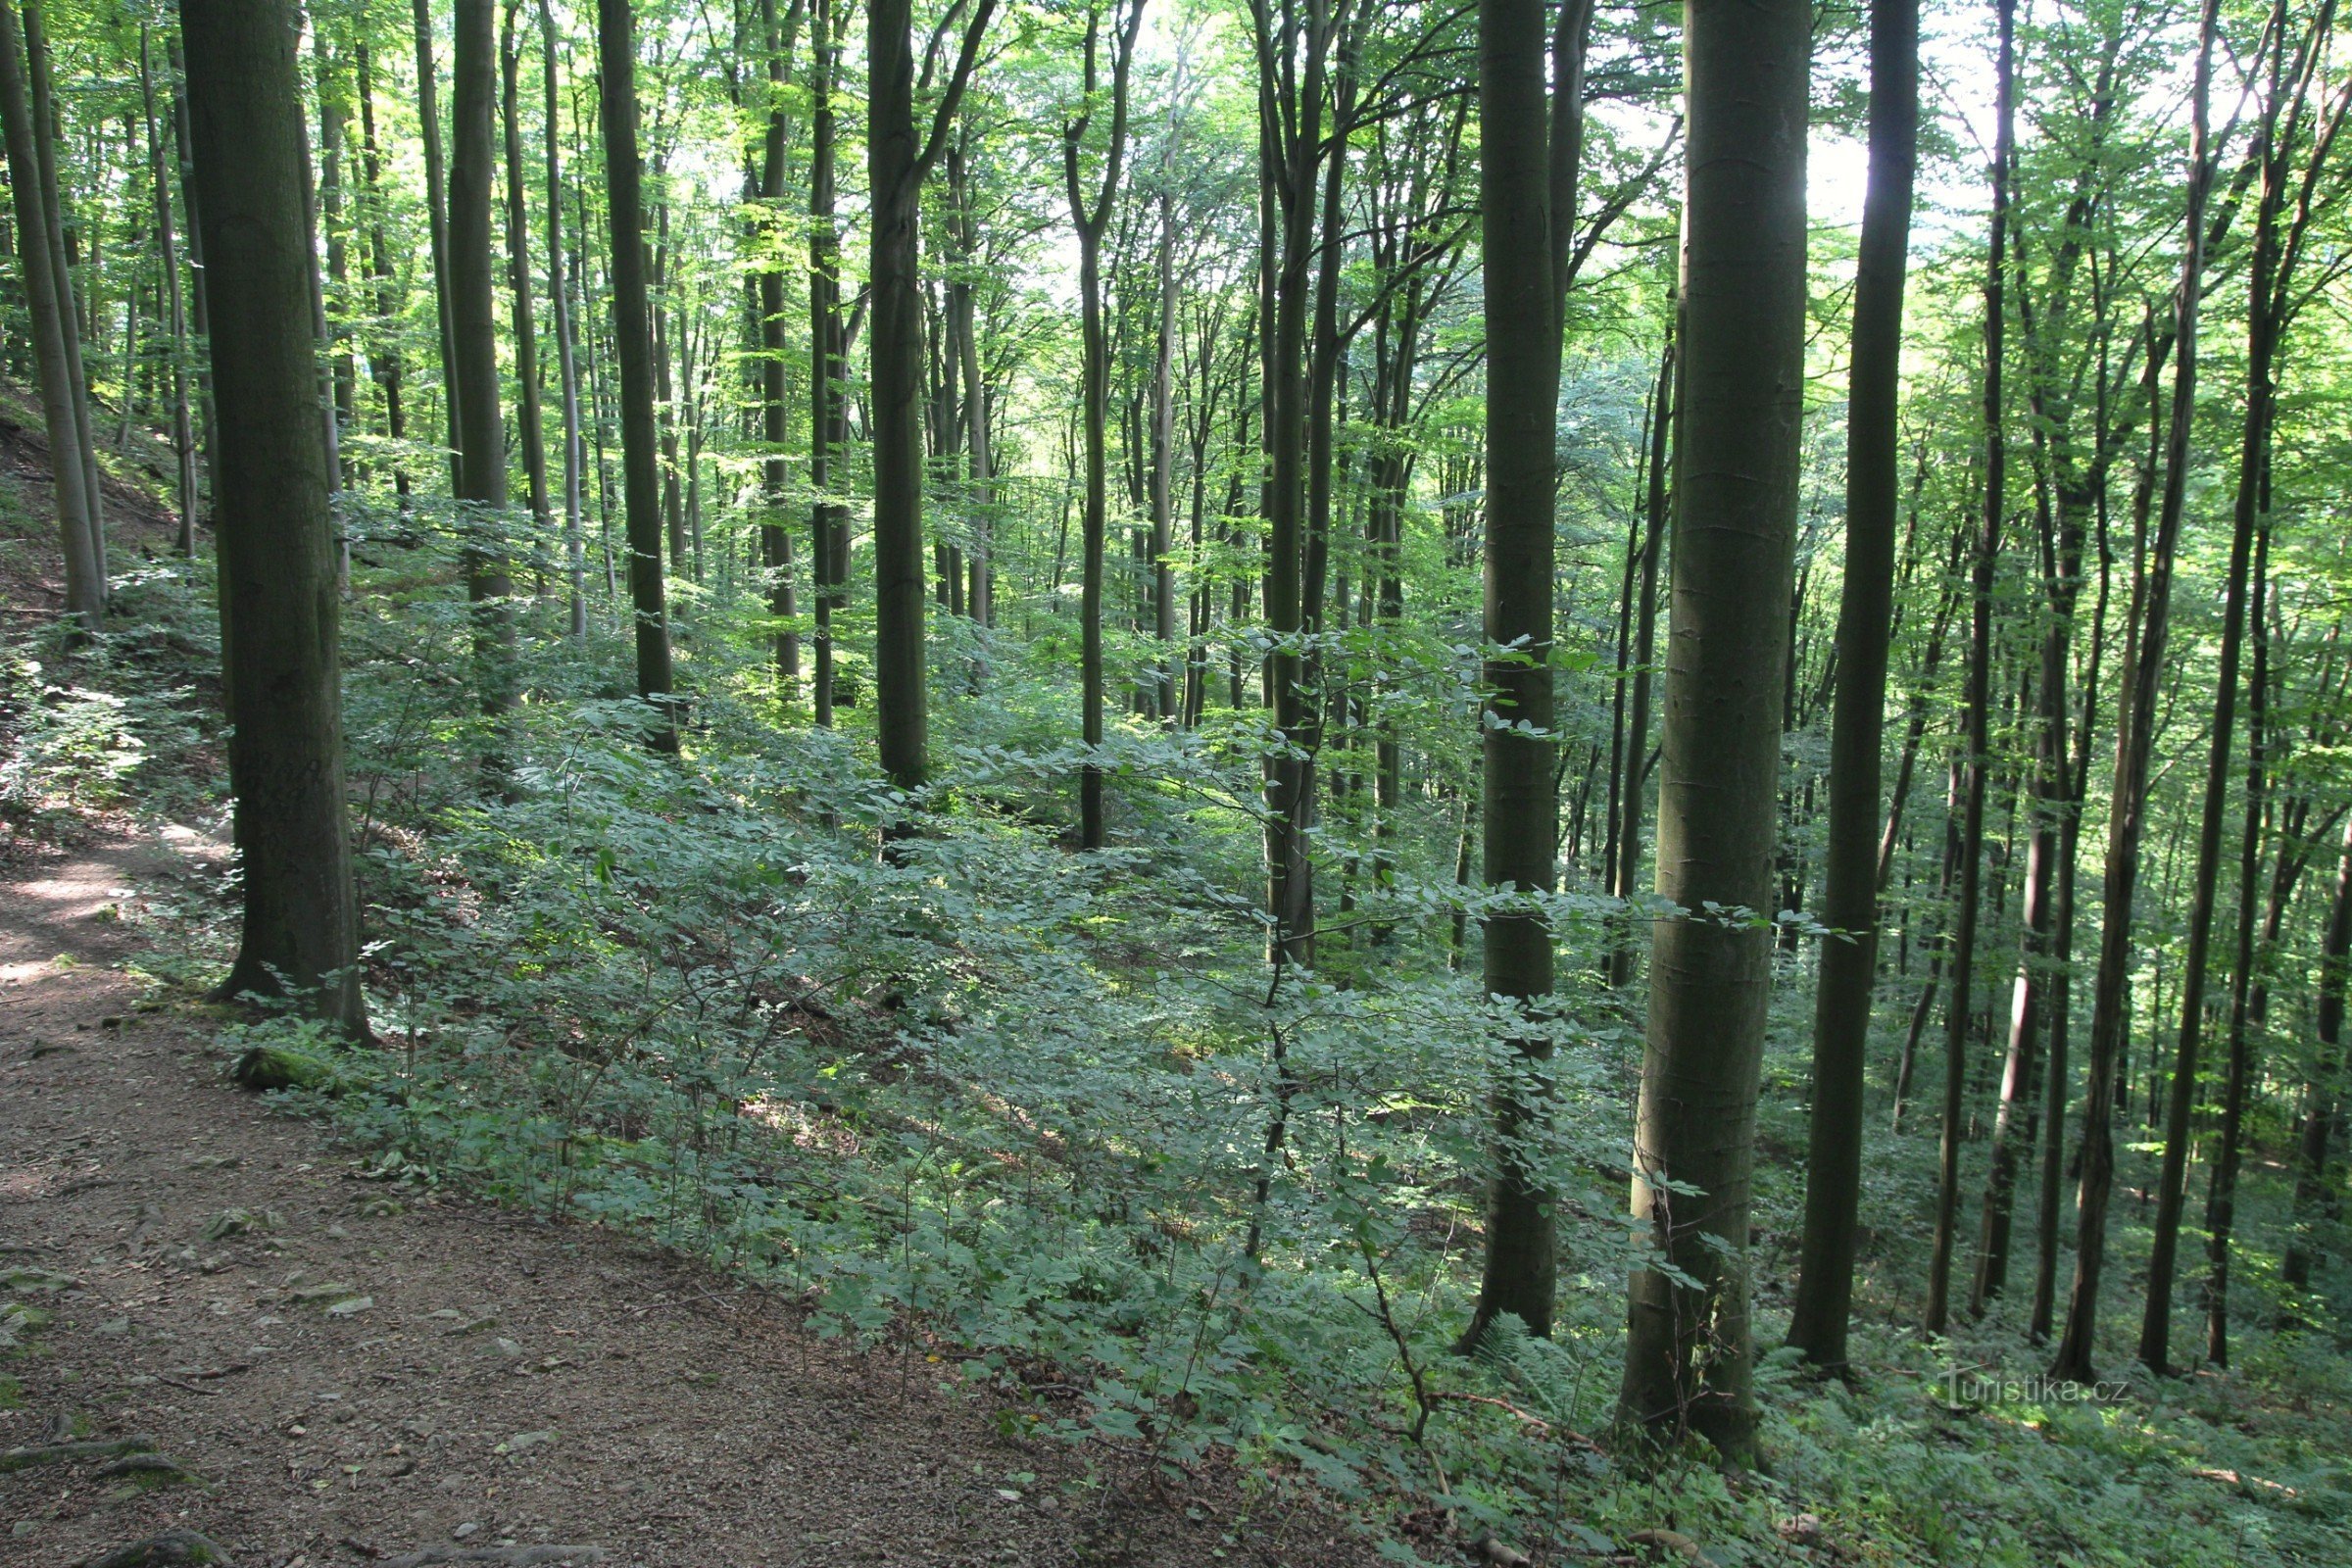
(3, 522, 2348, 1567)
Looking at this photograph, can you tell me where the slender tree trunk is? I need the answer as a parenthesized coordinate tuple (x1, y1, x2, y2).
(1787, 0, 1917, 1372)
(314, 27, 356, 487)
(1619, 0, 1809, 1465)
(24, 1, 101, 584)
(539, 0, 585, 636)
(2053, 0, 2218, 1387)
(181, 0, 365, 1037)
(1149, 186, 1177, 714)
(501, 3, 551, 596)
(0, 0, 97, 627)
(758, 0, 800, 692)
(865, 0, 997, 797)
(137, 28, 198, 553)
(1608, 318, 1671, 989)
(356, 42, 413, 509)
(414, 0, 463, 491)
(808, 0, 844, 725)
(1063, 1, 1143, 848)
(1459, 0, 1560, 1351)
(449, 0, 516, 745)
(952, 145, 992, 631)
(1925, 0, 2013, 1335)
(2201, 519, 2270, 1367)
(596, 0, 675, 752)
(2139, 7, 2273, 1377)
(167, 39, 217, 534)
(2282, 814, 2352, 1294)
(869, 0, 926, 794)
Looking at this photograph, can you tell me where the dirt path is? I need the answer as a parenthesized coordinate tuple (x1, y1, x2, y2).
(1, 828, 1335, 1568)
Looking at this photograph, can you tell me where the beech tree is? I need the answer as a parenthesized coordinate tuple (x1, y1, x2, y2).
(1621, 0, 1811, 1462)
(180, 0, 364, 1035)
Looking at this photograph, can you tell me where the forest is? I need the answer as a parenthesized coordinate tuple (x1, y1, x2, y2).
(1, 0, 2350, 1562)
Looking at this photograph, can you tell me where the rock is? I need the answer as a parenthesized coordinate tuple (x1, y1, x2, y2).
(78, 1529, 231, 1567)
(287, 1282, 366, 1309)
(202, 1208, 280, 1242)
(0, 1264, 78, 1291)
(231, 1044, 346, 1094)
(1474, 1537, 1531, 1568)
(325, 1296, 375, 1317)
(453, 1523, 482, 1541)
(1776, 1513, 1824, 1546)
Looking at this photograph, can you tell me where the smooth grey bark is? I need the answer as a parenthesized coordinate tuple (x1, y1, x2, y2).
(1621, 0, 1809, 1465)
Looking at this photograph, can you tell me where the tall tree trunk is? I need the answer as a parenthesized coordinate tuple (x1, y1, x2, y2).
(1607, 315, 1671, 989)
(356, 42, 412, 509)
(808, 0, 844, 724)
(166, 39, 217, 534)
(414, 0, 463, 492)
(314, 27, 356, 486)
(1251, 0, 1330, 970)
(758, 0, 801, 692)
(137, 28, 198, 552)
(1619, 0, 1809, 1465)
(2138, 4, 2278, 1377)
(181, 0, 365, 1038)
(2201, 519, 2270, 1367)
(951, 142, 992, 631)
(1148, 185, 1177, 715)
(539, 0, 585, 636)
(1787, 0, 1917, 1372)
(0, 0, 98, 627)
(2282, 814, 2352, 1294)
(1458, 0, 1560, 1350)
(596, 0, 676, 752)
(449, 0, 516, 742)
(2052, 0, 2218, 1387)
(24, 0, 102, 584)
(1063, 0, 1143, 848)
(502, 2, 551, 594)
(1925, 0, 2013, 1335)
(864, 0, 996, 796)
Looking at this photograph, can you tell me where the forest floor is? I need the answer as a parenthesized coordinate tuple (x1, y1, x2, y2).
(0, 826, 1343, 1568)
